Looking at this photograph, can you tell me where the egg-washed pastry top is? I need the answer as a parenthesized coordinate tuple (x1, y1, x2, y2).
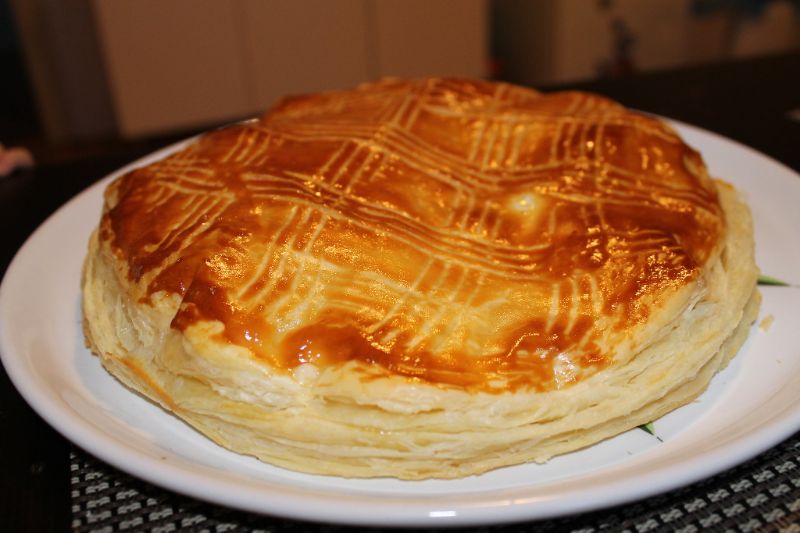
(83, 78, 758, 479)
(101, 79, 722, 391)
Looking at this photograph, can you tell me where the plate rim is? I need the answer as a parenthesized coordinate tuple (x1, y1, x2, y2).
(2, 118, 800, 527)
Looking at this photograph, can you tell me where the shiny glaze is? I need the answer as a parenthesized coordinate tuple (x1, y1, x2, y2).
(103, 78, 723, 392)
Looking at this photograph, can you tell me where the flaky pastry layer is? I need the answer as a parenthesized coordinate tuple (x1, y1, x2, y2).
(82, 79, 759, 479)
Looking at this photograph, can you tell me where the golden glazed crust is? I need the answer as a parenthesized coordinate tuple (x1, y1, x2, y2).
(82, 79, 759, 479)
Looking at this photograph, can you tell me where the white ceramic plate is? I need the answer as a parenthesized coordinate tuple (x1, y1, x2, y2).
(2, 121, 800, 527)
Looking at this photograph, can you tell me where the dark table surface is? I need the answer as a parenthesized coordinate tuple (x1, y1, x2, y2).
(1, 52, 799, 532)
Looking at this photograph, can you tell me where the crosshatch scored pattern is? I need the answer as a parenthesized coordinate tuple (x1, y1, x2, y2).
(104, 78, 723, 391)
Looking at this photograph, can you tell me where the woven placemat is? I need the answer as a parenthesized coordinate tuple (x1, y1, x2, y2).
(71, 432, 800, 532)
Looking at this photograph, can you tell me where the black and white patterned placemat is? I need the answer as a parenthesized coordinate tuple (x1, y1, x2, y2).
(72, 432, 800, 533)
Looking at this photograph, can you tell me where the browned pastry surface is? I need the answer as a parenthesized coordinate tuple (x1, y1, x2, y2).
(101, 79, 723, 392)
(84, 79, 758, 478)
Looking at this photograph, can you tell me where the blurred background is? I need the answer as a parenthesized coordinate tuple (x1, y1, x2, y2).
(1, 0, 798, 165)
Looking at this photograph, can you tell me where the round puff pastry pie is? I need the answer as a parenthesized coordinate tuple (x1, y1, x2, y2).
(82, 78, 759, 479)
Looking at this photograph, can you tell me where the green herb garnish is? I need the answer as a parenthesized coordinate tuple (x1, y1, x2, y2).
(639, 422, 656, 435)
(757, 274, 790, 286)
